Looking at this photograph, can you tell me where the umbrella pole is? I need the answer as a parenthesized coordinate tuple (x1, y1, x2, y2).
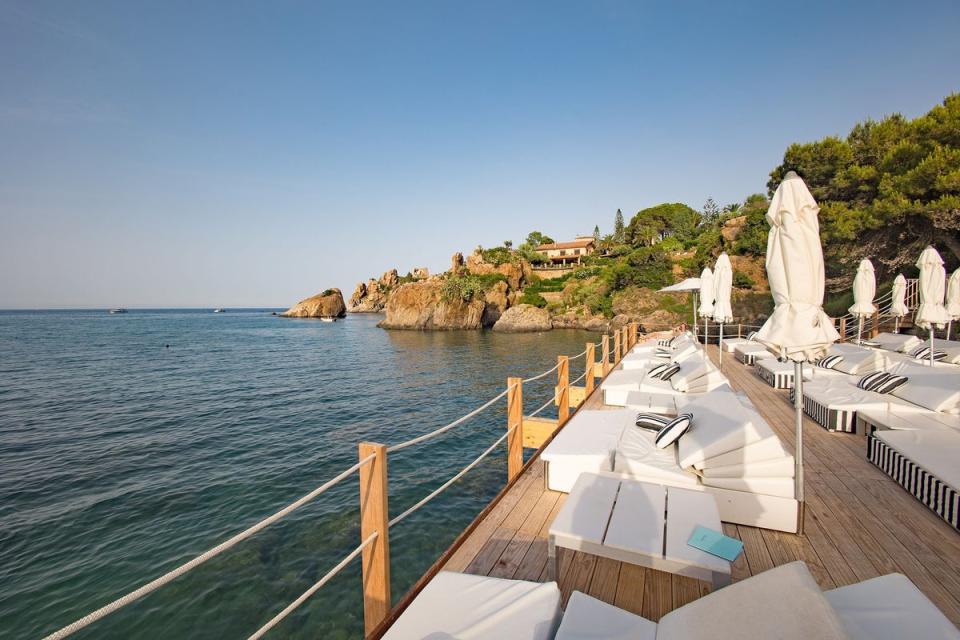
(857, 317, 863, 345)
(894, 316, 899, 334)
(719, 323, 723, 369)
(704, 318, 708, 348)
(692, 293, 697, 342)
(948, 321, 953, 341)
(795, 361, 804, 535)
(930, 329, 935, 367)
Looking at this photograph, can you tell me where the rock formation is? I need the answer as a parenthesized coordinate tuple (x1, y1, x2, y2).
(281, 288, 347, 318)
(412, 267, 429, 279)
(492, 304, 553, 332)
(378, 280, 485, 330)
(465, 250, 532, 290)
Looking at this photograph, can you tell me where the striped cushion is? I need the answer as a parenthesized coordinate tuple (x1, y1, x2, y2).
(910, 346, 930, 358)
(659, 363, 681, 381)
(874, 374, 908, 394)
(655, 413, 692, 449)
(861, 339, 881, 347)
(857, 371, 891, 391)
(636, 413, 670, 431)
(747, 331, 758, 341)
(816, 355, 844, 369)
(648, 363, 669, 379)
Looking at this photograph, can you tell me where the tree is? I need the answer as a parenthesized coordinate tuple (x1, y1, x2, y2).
(624, 203, 700, 247)
(504, 240, 513, 249)
(525, 231, 554, 247)
(593, 225, 601, 244)
(614, 209, 625, 243)
(701, 198, 720, 224)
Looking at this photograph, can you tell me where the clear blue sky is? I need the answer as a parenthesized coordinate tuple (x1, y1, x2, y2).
(2, 1, 958, 308)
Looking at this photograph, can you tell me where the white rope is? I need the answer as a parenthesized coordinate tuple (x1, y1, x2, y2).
(247, 532, 378, 640)
(527, 394, 556, 418)
(522, 361, 561, 383)
(388, 426, 515, 528)
(566, 346, 589, 361)
(42, 455, 376, 640)
(569, 370, 588, 385)
(386, 384, 514, 453)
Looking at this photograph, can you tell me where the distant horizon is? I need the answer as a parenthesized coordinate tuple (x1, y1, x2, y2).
(3, 1, 959, 308)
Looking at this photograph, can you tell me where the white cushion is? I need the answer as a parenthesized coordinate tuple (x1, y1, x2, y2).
(614, 426, 700, 487)
(381, 571, 562, 640)
(556, 591, 658, 640)
(673, 369, 728, 393)
(831, 348, 888, 375)
(720, 337, 753, 352)
(656, 562, 849, 640)
(734, 342, 775, 360)
(859, 406, 960, 433)
(694, 435, 791, 470)
(622, 391, 679, 415)
(676, 391, 769, 469)
(876, 429, 960, 492)
(700, 455, 795, 478)
(542, 409, 634, 493)
(670, 342, 701, 363)
(887, 362, 960, 413)
(872, 332, 924, 353)
(700, 476, 796, 498)
(825, 573, 960, 640)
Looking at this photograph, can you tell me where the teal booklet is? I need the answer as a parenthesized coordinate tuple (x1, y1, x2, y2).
(687, 525, 744, 562)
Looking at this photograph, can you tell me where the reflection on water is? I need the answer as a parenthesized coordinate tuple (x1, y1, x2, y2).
(0, 310, 596, 639)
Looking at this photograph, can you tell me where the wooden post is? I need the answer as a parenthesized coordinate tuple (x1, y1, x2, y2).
(585, 342, 595, 393)
(839, 317, 847, 343)
(601, 335, 610, 375)
(630, 322, 638, 349)
(557, 356, 570, 424)
(614, 330, 621, 364)
(358, 442, 390, 635)
(506, 377, 523, 482)
(738, 323, 743, 338)
(621, 326, 628, 357)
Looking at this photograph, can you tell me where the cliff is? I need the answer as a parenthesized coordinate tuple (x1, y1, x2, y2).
(377, 280, 485, 330)
(281, 289, 347, 318)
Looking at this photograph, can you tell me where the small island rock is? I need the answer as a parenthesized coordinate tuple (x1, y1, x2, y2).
(492, 304, 553, 333)
(281, 288, 347, 318)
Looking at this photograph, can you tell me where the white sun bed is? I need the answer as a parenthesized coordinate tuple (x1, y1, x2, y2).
(798, 376, 916, 433)
(720, 336, 754, 353)
(872, 332, 924, 353)
(868, 428, 960, 531)
(541, 409, 634, 493)
(381, 571, 561, 639)
(756, 358, 815, 388)
(857, 405, 960, 434)
(733, 342, 775, 365)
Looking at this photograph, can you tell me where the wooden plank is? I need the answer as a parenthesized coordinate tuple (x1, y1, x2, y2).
(641, 568, 673, 621)
(588, 556, 621, 603)
(614, 563, 647, 616)
(672, 574, 702, 610)
(488, 489, 560, 579)
(522, 417, 559, 449)
(358, 442, 391, 635)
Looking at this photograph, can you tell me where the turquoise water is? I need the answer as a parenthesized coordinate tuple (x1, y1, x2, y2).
(0, 310, 595, 639)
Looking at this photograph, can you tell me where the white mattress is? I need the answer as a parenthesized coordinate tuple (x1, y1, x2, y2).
(756, 358, 815, 379)
(381, 571, 562, 640)
(700, 455, 795, 478)
(542, 409, 634, 492)
(872, 332, 924, 353)
(721, 337, 753, 353)
(858, 406, 960, 433)
(676, 390, 770, 469)
(876, 429, 960, 491)
(887, 361, 960, 413)
(700, 476, 795, 498)
(556, 591, 658, 640)
(831, 348, 888, 375)
(601, 370, 644, 405)
(825, 573, 960, 640)
(802, 377, 912, 413)
(613, 427, 700, 487)
(675, 369, 728, 393)
(622, 391, 679, 414)
(693, 436, 791, 470)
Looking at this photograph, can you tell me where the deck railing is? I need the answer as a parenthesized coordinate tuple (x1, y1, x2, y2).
(44, 323, 644, 640)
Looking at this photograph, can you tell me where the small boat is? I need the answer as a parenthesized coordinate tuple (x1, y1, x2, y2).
(108, 308, 127, 314)
(321, 317, 336, 323)
(213, 308, 225, 313)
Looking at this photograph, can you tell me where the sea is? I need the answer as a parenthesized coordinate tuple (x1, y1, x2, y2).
(0, 309, 595, 639)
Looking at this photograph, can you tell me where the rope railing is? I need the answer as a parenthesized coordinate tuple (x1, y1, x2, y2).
(247, 532, 378, 640)
(388, 425, 516, 528)
(42, 454, 377, 640)
(527, 394, 556, 418)
(522, 361, 562, 383)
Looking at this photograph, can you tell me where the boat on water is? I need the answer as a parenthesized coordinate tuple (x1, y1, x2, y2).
(320, 317, 336, 322)
(213, 308, 225, 313)
(108, 308, 127, 314)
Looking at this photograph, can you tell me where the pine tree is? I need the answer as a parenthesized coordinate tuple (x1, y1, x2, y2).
(614, 209, 625, 243)
(593, 225, 600, 243)
(701, 198, 720, 224)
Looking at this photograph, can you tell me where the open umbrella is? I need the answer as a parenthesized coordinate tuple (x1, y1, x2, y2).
(698, 267, 714, 345)
(848, 259, 876, 344)
(711, 253, 733, 367)
(754, 171, 838, 535)
(659, 277, 701, 337)
(946, 268, 960, 340)
(915, 246, 950, 366)
(890, 274, 909, 333)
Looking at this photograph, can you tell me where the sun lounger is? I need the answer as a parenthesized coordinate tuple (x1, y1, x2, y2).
(381, 571, 561, 639)
(868, 428, 960, 530)
(857, 405, 960, 434)
(733, 342, 775, 365)
(797, 376, 917, 433)
(756, 358, 814, 388)
(871, 331, 924, 354)
(556, 562, 960, 639)
(541, 409, 634, 493)
(720, 336, 754, 353)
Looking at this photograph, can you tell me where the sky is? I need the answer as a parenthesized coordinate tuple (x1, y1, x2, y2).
(1, 1, 959, 309)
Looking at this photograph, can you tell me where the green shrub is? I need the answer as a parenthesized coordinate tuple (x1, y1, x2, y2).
(440, 273, 507, 302)
(733, 271, 755, 289)
(480, 246, 514, 266)
(321, 289, 334, 296)
(519, 291, 548, 307)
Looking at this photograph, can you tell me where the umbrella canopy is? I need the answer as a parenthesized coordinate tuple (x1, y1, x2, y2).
(754, 171, 839, 362)
(698, 268, 714, 316)
(890, 274, 909, 318)
(947, 268, 960, 320)
(659, 277, 701, 292)
(848, 259, 876, 318)
(711, 254, 733, 323)
(915, 246, 950, 329)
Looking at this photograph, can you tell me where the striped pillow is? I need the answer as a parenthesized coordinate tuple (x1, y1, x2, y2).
(927, 350, 947, 361)
(816, 355, 844, 369)
(659, 363, 682, 381)
(636, 413, 670, 431)
(747, 331, 758, 341)
(648, 363, 669, 379)
(861, 340, 881, 348)
(655, 413, 692, 449)
(857, 371, 891, 391)
(909, 346, 930, 358)
(874, 374, 908, 394)
(657, 339, 671, 347)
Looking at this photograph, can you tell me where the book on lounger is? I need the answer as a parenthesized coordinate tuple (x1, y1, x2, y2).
(687, 525, 744, 562)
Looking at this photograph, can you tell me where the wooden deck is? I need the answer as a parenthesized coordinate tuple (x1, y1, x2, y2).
(438, 345, 960, 625)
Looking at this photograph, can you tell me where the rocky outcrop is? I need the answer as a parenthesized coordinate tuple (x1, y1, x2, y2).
(450, 252, 465, 273)
(492, 304, 553, 332)
(281, 288, 347, 318)
(550, 309, 611, 332)
(381, 269, 399, 288)
(378, 281, 485, 330)
(481, 280, 510, 327)
(348, 279, 390, 312)
(465, 250, 533, 290)
(412, 267, 429, 280)
(721, 215, 748, 243)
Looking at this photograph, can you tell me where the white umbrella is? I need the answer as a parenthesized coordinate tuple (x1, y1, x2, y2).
(698, 267, 714, 346)
(659, 278, 702, 336)
(712, 253, 733, 367)
(848, 259, 876, 344)
(915, 246, 950, 366)
(890, 274, 909, 333)
(946, 268, 960, 340)
(754, 171, 838, 536)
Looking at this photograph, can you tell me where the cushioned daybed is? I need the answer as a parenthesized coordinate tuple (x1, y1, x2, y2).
(756, 358, 814, 389)
(733, 342, 776, 365)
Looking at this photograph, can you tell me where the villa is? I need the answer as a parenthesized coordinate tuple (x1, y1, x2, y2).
(534, 236, 597, 266)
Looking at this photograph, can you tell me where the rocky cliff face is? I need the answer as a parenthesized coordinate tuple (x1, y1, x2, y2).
(378, 280, 485, 330)
(281, 288, 347, 318)
(492, 304, 552, 332)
